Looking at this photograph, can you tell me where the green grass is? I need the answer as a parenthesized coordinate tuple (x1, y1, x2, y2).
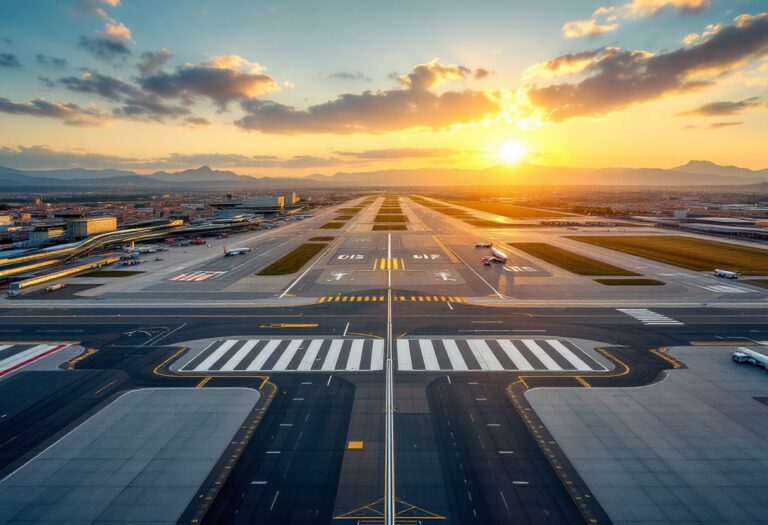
(78, 270, 143, 277)
(445, 199, 569, 218)
(308, 236, 335, 242)
(509, 242, 640, 276)
(372, 224, 408, 231)
(568, 235, 768, 275)
(334, 215, 353, 220)
(594, 278, 665, 286)
(464, 220, 541, 228)
(374, 215, 409, 223)
(257, 243, 327, 275)
(320, 222, 345, 230)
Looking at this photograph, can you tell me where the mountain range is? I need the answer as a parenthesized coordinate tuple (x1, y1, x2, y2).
(1, 160, 767, 191)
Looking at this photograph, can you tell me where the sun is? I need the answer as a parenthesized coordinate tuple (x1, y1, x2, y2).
(497, 140, 527, 165)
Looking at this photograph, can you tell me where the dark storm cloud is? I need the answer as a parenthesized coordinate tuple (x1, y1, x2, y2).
(527, 12, 768, 121)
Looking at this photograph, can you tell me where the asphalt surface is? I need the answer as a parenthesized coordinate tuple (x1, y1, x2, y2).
(2, 195, 768, 524)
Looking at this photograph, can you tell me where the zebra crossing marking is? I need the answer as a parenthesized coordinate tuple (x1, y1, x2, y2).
(395, 338, 606, 372)
(618, 308, 683, 326)
(373, 258, 406, 271)
(170, 270, 226, 282)
(0, 343, 70, 377)
(701, 284, 755, 294)
(182, 338, 386, 373)
(317, 294, 466, 304)
(507, 266, 538, 272)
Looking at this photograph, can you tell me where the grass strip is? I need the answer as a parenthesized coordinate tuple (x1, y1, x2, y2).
(258, 243, 327, 275)
(446, 199, 569, 218)
(320, 222, 345, 230)
(372, 224, 408, 231)
(568, 235, 768, 275)
(335, 215, 353, 220)
(309, 236, 335, 242)
(78, 270, 143, 277)
(594, 278, 665, 286)
(374, 215, 409, 223)
(509, 242, 640, 276)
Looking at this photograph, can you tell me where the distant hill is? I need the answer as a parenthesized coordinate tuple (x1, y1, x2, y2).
(0, 160, 766, 191)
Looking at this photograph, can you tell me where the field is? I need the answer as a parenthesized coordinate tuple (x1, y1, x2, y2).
(372, 224, 408, 231)
(464, 220, 538, 228)
(335, 215, 353, 220)
(446, 199, 569, 218)
(509, 243, 640, 276)
(374, 215, 409, 223)
(308, 236, 335, 242)
(337, 208, 362, 213)
(319, 222, 345, 230)
(257, 243, 327, 275)
(78, 270, 143, 277)
(568, 235, 768, 275)
(594, 278, 665, 286)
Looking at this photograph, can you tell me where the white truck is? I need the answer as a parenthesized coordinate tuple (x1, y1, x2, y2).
(732, 347, 768, 372)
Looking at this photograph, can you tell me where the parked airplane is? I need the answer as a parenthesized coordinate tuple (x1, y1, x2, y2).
(732, 347, 768, 370)
(714, 269, 740, 279)
(224, 246, 252, 256)
(491, 247, 509, 262)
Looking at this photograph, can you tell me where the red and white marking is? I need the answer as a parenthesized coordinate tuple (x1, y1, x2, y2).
(0, 344, 70, 377)
(170, 271, 226, 282)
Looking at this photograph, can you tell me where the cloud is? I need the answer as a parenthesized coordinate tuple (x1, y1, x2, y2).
(527, 12, 768, 122)
(78, 35, 132, 63)
(524, 49, 606, 79)
(678, 96, 765, 116)
(473, 68, 494, 80)
(565, 0, 710, 39)
(235, 59, 500, 134)
(104, 20, 131, 41)
(0, 146, 365, 171)
(562, 19, 619, 39)
(328, 71, 371, 82)
(181, 116, 211, 127)
(0, 53, 21, 68)
(707, 121, 742, 128)
(336, 147, 459, 159)
(682, 23, 720, 45)
(0, 97, 110, 126)
(1, 37, 12, 46)
(137, 49, 172, 75)
(139, 55, 279, 109)
(58, 71, 191, 120)
(36, 54, 68, 69)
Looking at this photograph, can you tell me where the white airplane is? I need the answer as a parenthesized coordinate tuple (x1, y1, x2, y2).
(491, 247, 509, 262)
(732, 347, 768, 368)
(714, 269, 740, 279)
(224, 246, 252, 256)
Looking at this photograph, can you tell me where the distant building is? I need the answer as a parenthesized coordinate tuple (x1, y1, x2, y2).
(0, 215, 12, 227)
(212, 196, 286, 217)
(281, 192, 300, 207)
(29, 224, 66, 244)
(66, 216, 117, 239)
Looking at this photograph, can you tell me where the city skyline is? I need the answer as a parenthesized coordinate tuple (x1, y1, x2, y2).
(1, 0, 767, 177)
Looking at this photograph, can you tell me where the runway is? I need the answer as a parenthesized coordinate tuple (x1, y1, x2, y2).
(1, 195, 768, 524)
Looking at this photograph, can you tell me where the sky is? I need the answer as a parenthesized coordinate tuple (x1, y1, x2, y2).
(0, 0, 767, 176)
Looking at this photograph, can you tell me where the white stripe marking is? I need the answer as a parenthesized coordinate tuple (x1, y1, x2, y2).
(419, 339, 440, 371)
(397, 339, 413, 371)
(546, 339, 592, 371)
(220, 340, 259, 371)
(297, 339, 323, 370)
(371, 340, 385, 371)
(522, 339, 562, 371)
(195, 340, 237, 371)
(272, 339, 303, 371)
(346, 339, 365, 371)
(321, 339, 344, 371)
(247, 339, 281, 371)
(496, 340, 534, 371)
(468, 339, 503, 370)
